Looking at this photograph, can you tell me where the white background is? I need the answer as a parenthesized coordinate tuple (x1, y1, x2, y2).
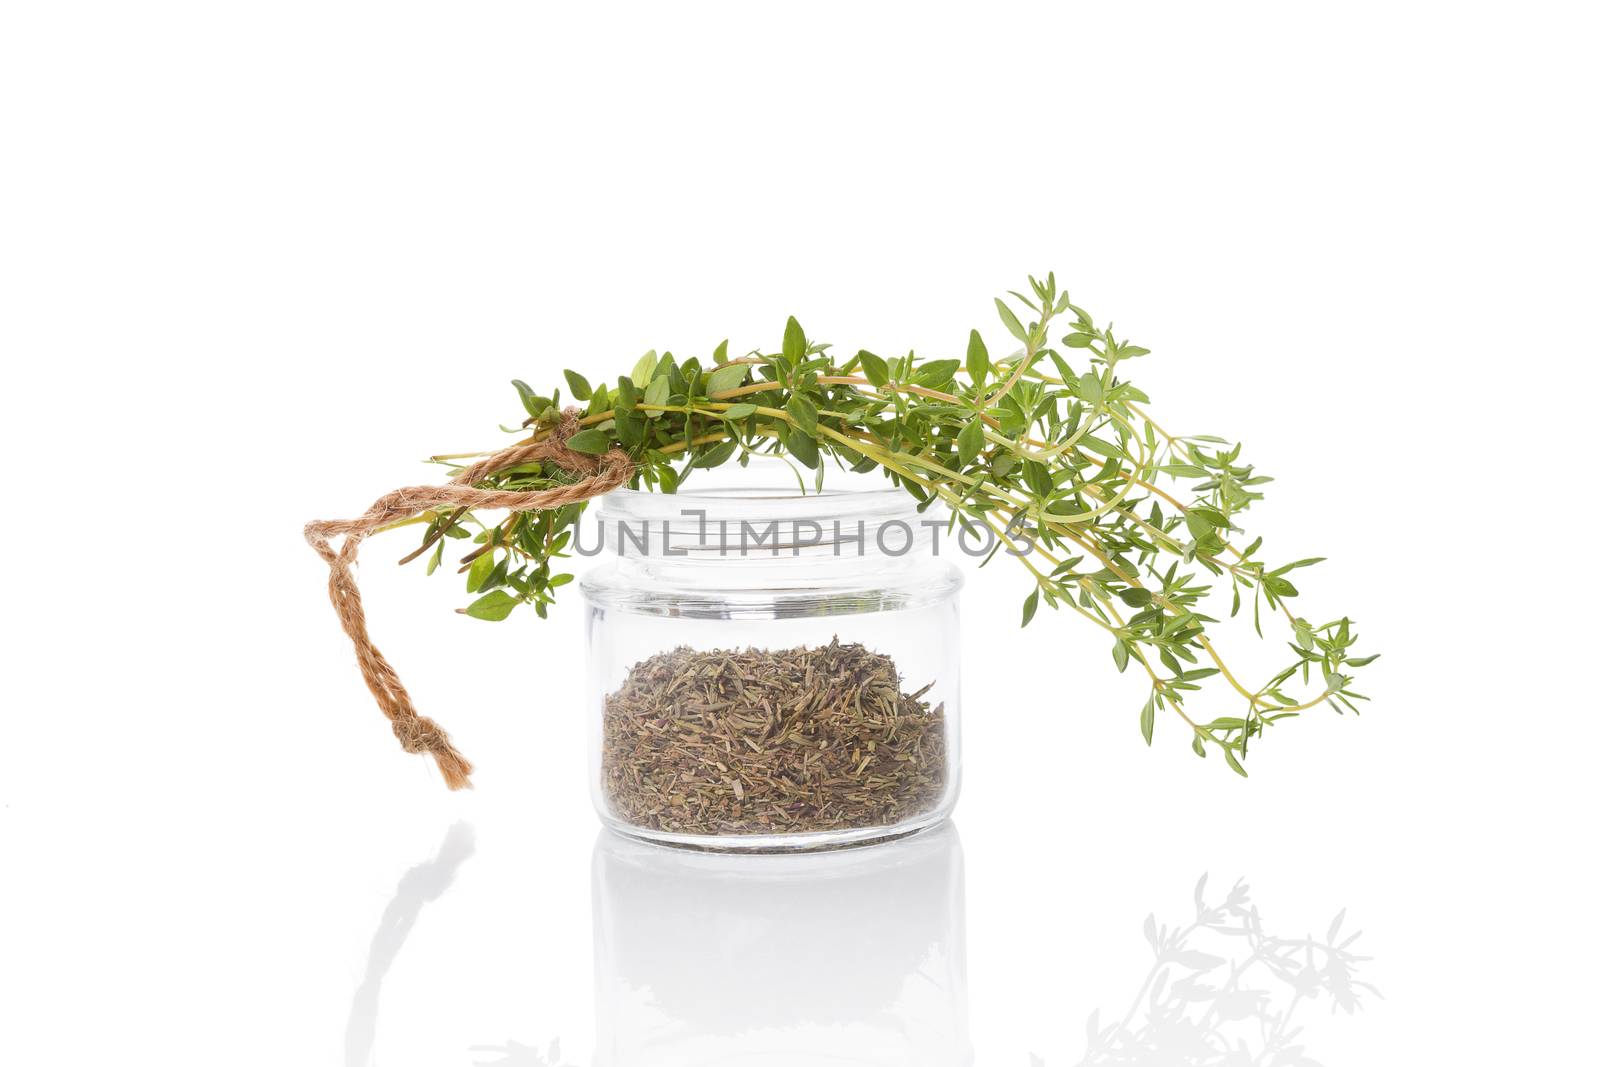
(2, 3, 1596, 1064)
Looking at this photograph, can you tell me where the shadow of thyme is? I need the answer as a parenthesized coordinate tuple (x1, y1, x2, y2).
(1072, 875, 1380, 1067)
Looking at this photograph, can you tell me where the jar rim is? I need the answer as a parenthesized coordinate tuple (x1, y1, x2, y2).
(589, 455, 940, 558)
(598, 454, 924, 526)
(595, 487, 940, 558)
(598, 482, 916, 522)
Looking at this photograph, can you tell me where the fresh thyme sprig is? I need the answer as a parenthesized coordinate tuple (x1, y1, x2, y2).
(400, 273, 1376, 775)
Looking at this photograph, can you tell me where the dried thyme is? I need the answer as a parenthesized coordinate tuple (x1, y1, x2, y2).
(601, 639, 947, 836)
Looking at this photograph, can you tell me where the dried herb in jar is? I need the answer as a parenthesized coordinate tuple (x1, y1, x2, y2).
(601, 639, 947, 837)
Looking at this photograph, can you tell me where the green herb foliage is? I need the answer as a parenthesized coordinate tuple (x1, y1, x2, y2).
(403, 273, 1375, 774)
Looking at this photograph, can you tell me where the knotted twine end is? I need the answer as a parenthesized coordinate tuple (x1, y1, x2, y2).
(304, 410, 633, 789)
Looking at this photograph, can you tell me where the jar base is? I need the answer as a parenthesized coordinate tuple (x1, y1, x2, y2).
(598, 808, 953, 854)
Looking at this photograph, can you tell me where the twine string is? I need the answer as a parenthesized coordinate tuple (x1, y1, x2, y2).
(303, 410, 632, 789)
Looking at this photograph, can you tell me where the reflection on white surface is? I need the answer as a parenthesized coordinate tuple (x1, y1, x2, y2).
(472, 1038, 575, 1067)
(346, 822, 477, 1067)
(1072, 876, 1379, 1066)
(345, 826, 1374, 1066)
(591, 824, 972, 1067)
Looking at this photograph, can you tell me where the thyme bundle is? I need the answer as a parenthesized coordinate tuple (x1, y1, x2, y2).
(314, 271, 1374, 785)
(601, 641, 947, 837)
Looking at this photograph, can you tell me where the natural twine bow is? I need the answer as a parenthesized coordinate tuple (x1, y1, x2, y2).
(304, 409, 633, 789)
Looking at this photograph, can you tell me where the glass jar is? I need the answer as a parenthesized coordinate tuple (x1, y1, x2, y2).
(581, 462, 962, 851)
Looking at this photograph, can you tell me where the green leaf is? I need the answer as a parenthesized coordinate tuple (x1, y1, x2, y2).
(858, 349, 889, 387)
(1119, 587, 1153, 607)
(1265, 576, 1300, 598)
(786, 393, 818, 434)
(1064, 332, 1095, 348)
(630, 350, 658, 388)
(614, 375, 638, 412)
(464, 589, 519, 621)
(643, 376, 670, 408)
(1023, 460, 1053, 498)
(511, 380, 543, 418)
(1048, 351, 1077, 384)
(913, 359, 960, 387)
(966, 330, 989, 385)
(711, 339, 729, 364)
(465, 551, 495, 593)
(1269, 557, 1327, 576)
(995, 298, 1028, 343)
(691, 440, 737, 468)
(956, 417, 985, 467)
(565, 428, 612, 455)
(614, 410, 644, 448)
(1294, 621, 1316, 652)
(783, 316, 807, 363)
(1075, 434, 1121, 458)
(563, 369, 592, 401)
(706, 361, 747, 396)
(1224, 748, 1249, 778)
(723, 402, 758, 419)
(1077, 373, 1103, 405)
(1021, 587, 1040, 627)
(1113, 639, 1130, 673)
(1140, 693, 1155, 745)
(788, 429, 819, 468)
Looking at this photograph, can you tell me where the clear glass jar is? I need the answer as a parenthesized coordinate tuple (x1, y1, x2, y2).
(581, 462, 962, 851)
